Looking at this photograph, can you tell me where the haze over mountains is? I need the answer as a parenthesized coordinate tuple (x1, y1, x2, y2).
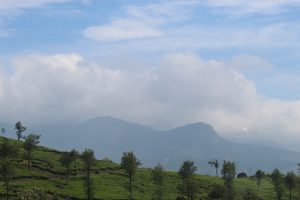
(1, 117, 300, 175)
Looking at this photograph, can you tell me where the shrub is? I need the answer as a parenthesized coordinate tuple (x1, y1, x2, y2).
(208, 184, 225, 200)
(242, 188, 261, 200)
(237, 172, 248, 178)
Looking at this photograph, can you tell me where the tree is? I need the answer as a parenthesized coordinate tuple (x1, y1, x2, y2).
(178, 161, 198, 200)
(221, 161, 236, 200)
(0, 160, 15, 200)
(81, 149, 96, 200)
(121, 151, 142, 199)
(59, 152, 73, 185)
(271, 168, 285, 200)
(0, 138, 19, 200)
(23, 133, 40, 170)
(255, 170, 264, 192)
(69, 149, 80, 177)
(285, 171, 297, 200)
(0, 138, 19, 159)
(208, 159, 219, 176)
(15, 121, 26, 141)
(151, 163, 165, 200)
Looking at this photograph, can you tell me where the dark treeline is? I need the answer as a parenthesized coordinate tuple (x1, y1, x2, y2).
(1, 122, 300, 200)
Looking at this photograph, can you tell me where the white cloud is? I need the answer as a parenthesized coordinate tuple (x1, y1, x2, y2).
(83, 19, 164, 42)
(83, 1, 197, 42)
(91, 22, 300, 57)
(0, 0, 72, 13)
(203, 0, 300, 14)
(224, 55, 274, 76)
(1, 52, 300, 148)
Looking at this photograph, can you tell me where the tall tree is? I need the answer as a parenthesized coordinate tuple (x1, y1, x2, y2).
(23, 133, 40, 170)
(221, 161, 236, 200)
(15, 121, 26, 141)
(208, 159, 219, 176)
(70, 149, 80, 177)
(178, 161, 198, 200)
(271, 168, 285, 200)
(0, 138, 19, 200)
(121, 151, 142, 199)
(151, 163, 165, 200)
(81, 149, 96, 200)
(285, 171, 297, 200)
(60, 152, 73, 185)
(255, 170, 264, 192)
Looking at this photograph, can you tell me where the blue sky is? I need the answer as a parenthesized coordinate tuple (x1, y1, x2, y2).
(1, 0, 300, 148)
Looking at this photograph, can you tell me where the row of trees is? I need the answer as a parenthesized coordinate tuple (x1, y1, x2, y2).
(207, 159, 298, 200)
(0, 122, 299, 200)
(59, 149, 142, 200)
(0, 122, 40, 200)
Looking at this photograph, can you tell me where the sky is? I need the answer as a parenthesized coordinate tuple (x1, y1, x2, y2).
(1, 0, 300, 149)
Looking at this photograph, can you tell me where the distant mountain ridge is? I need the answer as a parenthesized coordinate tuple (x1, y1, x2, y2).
(1, 116, 300, 175)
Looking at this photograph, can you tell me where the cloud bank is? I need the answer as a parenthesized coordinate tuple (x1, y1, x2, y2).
(1, 52, 300, 147)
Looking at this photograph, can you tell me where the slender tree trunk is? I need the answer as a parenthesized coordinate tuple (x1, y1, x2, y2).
(27, 152, 31, 171)
(66, 169, 69, 185)
(87, 167, 90, 200)
(215, 167, 218, 177)
(187, 184, 190, 200)
(74, 161, 77, 177)
(289, 188, 292, 200)
(129, 173, 132, 197)
(6, 181, 9, 200)
(27, 159, 30, 171)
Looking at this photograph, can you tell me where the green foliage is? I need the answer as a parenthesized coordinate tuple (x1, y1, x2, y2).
(15, 121, 26, 141)
(151, 163, 165, 200)
(285, 171, 297, 200)
(208, 159, 219, 177)
(81, 149, 96, 200)
(208, 184, 225, 199)
(17, 188, 48, 200)
(23, 133, 41, 170)
(81, 148, 96, 170)
(222, 160, 236, 200)
(83, 175, 95, 200)
(0, 138, 19, 200)
(59, 152, 73, 184)
(121, 151, 142, 198)
(0, 138, 19, 159)
(69, 148, 80, 177)
(0, 159, 15, 200)
(0, 136, 299, 200)
(242, 188, 261, 200)
(176, 196, 187, 200)
(178, 161, 198, 200)
(255, 170, 264, 191)
(271, 168, 285, 200)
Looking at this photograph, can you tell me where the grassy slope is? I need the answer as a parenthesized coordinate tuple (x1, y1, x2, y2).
(0, 136, 297, 200)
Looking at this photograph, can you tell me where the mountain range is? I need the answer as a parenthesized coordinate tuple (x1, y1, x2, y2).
(1, 116, 300, 175)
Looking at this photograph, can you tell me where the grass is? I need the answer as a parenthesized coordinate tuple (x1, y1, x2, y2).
(0, 136, 299, 200)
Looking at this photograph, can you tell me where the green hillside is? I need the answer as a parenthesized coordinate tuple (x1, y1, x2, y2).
(0, 136, 298, 200)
